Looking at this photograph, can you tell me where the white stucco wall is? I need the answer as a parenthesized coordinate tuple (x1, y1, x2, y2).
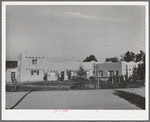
(17, 52, 96, 82)
(16, 52, 138, 82)
(121, 61, 138, 77)
(82, 61, 95, 78)
(18, 52, 46, 82)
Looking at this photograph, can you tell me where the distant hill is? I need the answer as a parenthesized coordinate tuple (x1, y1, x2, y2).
(6, 61, 17, 68)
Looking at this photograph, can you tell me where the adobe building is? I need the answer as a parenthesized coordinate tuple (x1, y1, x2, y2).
(94, 61, 138, 78)
(6, 52, 139, 82)
(16, 52, 95, 82)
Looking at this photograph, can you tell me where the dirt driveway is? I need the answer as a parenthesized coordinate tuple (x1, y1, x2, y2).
(6, 87, 145, 110)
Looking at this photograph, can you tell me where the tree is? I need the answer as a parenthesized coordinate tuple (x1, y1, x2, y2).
(132, 67, 139, 80)
(43, 73, 47, 81)
(132, 63, 145, 80)
(137, 63, 145, 80)
(66, 69, 71, 80)
(56, 72, 60, 81)
(135, 50, 145, 80)
(71, 66, 87, 90)
(121, 51, 135, 62)
(105, 57, 119, 62)
(83, 55, 98, 62)
(135, 50, 145, 62)
(55, 72, 61, 90)
(129, 50, 145, 80)
(76, 66, 87, 78)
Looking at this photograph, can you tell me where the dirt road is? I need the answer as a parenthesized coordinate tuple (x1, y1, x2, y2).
(6, 87, 145, 109)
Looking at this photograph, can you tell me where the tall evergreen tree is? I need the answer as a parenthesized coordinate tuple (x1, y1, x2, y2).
(135, 50, 145, 62)
(121, 51, 135, 62)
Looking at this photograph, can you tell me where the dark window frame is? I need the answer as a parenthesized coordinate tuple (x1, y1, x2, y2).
(35, 59, 37, 65)
(32, 59, 34, 65)
(115, 71, 118, 76)
(108, 71, 114, 77)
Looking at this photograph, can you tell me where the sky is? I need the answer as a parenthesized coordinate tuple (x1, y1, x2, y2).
(6, 5, 145, 62)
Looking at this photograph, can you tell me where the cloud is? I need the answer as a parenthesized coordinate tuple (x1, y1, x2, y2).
(43, 10, 122, 22)
(64, 12, 98, 19)
(42, 10, 97, 19)
(62, 12, 121, 21)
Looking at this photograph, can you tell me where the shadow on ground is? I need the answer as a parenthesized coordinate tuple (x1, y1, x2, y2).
(113, 90, 145, 109)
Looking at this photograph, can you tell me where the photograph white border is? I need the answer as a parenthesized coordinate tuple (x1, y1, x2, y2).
(2, 1, 149, 120)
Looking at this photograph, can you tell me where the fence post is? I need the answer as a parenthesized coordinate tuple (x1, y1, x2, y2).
(105, 78, 107, 88)
(98, 77, 99, 89)
(112, 77, 114, 84)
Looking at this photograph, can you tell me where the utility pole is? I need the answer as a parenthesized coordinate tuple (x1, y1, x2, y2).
(94, 65, 99, 89)
(125, 65, 128, 88)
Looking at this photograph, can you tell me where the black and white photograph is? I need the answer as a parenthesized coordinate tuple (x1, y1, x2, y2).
(2, 1, 149, 120)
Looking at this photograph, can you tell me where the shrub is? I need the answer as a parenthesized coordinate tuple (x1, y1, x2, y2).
(70, 76, 87, 90)
(66, 69, 71, 80)
(43, 73, 47, 81)
(70, 66, 88, 90)
(60, 77, 64, 81)
(89, 76, 95, 80)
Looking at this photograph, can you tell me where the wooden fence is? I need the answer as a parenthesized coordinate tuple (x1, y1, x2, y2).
(96, 76, 145, 89)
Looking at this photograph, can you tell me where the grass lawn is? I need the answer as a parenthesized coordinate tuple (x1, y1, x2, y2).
(6, 81, 73, 92)
(6, 80, 145, 92)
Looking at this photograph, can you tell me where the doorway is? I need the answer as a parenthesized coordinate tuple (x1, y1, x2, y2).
(61, 71, 64, 81)
(11, 72, 15, 80)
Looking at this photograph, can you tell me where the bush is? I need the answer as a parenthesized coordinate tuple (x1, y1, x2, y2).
(70, 66, 88, 90)
(112, 75, 119, 82)
(66, 69, 71, 80)
(70, 76, 87, 90)
(89, 76, 95, 80)
(43, 73, 47, 81)
(70, 84, 76, 90)
(60, 77, 64, 81)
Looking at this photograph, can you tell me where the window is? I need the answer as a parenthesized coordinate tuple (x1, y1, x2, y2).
(32, 59, 37, 65)
(115, 71, 118, 76)
(108, 71, 114, 77)
(35, 59, 37, 64)
(98, 71, 103, 77)
(32, 59, 34, 65)
(31, 70, 33, 75)
(37, 70, 39, 75)
(31, 70, 39, 75)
